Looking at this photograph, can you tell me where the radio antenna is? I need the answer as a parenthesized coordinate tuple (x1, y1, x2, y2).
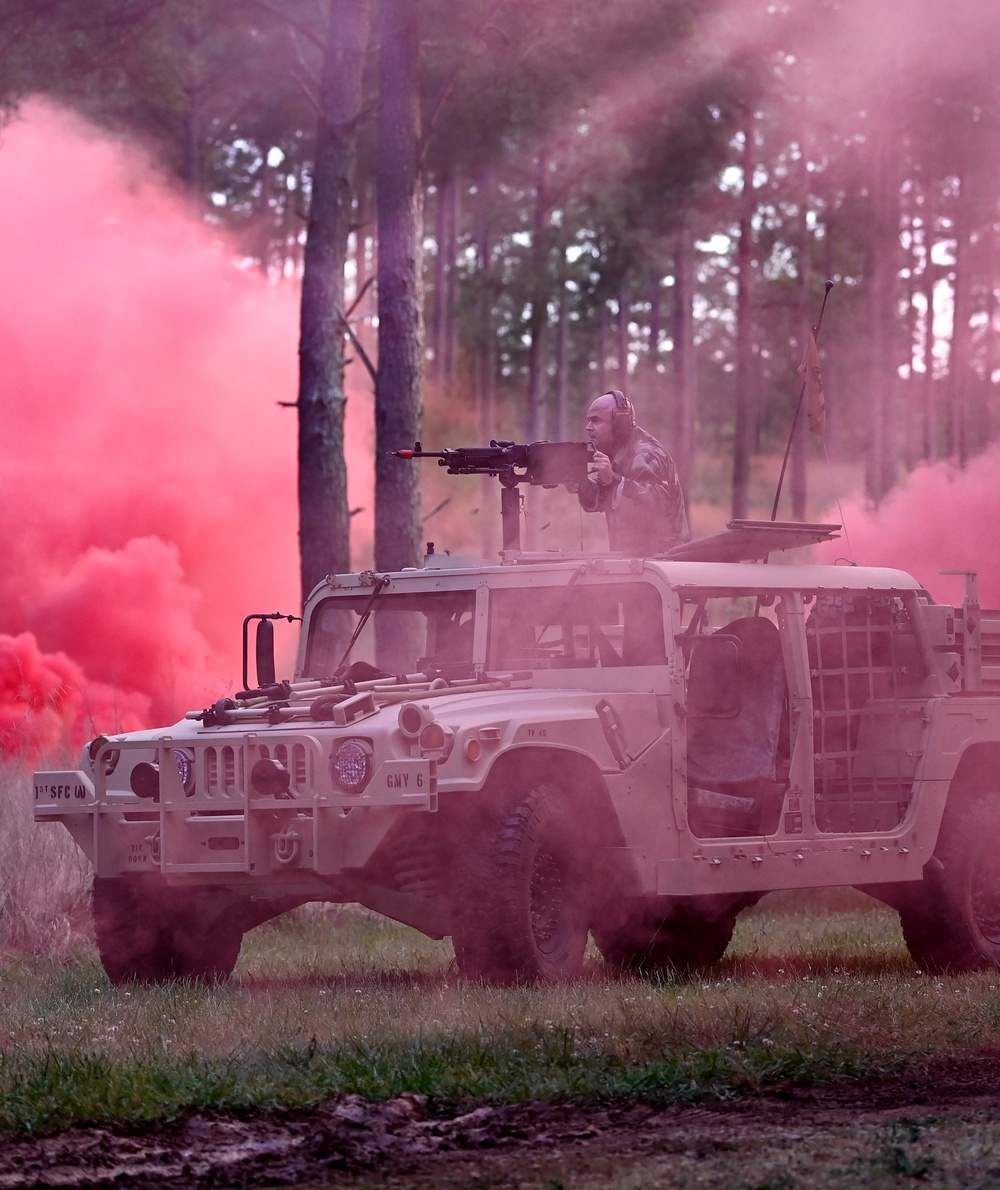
(770, 279, 834, 522)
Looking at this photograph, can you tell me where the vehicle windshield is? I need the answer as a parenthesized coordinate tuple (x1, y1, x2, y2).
(303, 590, 477, 679)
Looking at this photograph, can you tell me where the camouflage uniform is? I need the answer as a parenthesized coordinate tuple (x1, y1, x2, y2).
(578, 426, 689, 555)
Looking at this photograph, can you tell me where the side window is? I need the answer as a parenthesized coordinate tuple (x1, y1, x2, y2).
(488, 583, 665, 670)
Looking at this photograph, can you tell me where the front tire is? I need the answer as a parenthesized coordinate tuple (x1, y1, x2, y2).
(900, 794, 1000, 974)
(92, 876, 244, 985)
(451, 784, 589, 985)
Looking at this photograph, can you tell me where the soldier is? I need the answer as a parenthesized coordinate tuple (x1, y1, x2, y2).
(576, 389, 690, 555)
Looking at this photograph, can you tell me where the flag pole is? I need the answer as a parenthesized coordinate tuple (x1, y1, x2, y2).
(770, 279, 835, 521)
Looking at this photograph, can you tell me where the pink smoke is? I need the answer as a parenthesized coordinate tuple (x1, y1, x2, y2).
(818, 448, 1000, 609)
(0, 103, 371, 757)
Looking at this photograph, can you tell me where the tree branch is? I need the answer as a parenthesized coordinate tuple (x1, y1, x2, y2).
(345, 274, 374, 320)
(244, 0, 325, 52)
(416, 0, 508, 168)
(293, 70, 323, 120)
(334, 304, 377, 388)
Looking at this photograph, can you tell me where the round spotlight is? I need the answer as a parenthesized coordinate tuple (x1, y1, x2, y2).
(130, 762, 160, 800)
(419, 722, 446, 751)
(251, 757, 291, 799)
(418, 721, 454, 761)
(397, 702, 432, 740)
(330, 739, 373, 793)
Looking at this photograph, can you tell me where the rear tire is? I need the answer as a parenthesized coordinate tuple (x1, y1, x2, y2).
(451, 784, 589, 985)
(92, 876, 243, 985)
(900, 794, 1000, 974)
(594, 898, 736, 976)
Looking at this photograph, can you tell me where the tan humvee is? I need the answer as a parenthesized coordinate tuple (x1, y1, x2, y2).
(33, 474, 1000, 984)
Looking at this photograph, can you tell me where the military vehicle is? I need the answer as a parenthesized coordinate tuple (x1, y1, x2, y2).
(33, 439, 1000, 983)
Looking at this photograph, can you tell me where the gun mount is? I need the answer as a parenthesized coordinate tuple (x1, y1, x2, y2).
(393, 440, 593, 553)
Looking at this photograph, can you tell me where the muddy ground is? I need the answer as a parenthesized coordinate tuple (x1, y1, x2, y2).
(4, 1055, 1000, 1188)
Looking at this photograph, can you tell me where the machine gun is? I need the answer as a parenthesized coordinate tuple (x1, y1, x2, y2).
(393, 440, 594, 553)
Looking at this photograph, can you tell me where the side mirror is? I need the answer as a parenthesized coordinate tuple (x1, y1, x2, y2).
(255, 618, 276, 688)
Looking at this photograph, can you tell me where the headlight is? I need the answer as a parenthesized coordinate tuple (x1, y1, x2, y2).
(330, 739, 373, 793)
(173, 748, 195, 796)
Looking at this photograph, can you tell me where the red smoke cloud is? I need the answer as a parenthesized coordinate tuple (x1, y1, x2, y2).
(0, 632, 150, 758)
(818, 449, 1000, 610)
(0, 103, 371, 758)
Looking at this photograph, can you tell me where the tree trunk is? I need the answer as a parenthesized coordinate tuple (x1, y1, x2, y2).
(443, 172, 460, 388)
(616, 286, 629, 392)
(864, 119, 901, 504)
(374, 0, 423, 591)
(429, 177, 446, 389)
(901, 205, 919, 472)
(985, 226, 999, 447)
(731, 125, 756, 521)
(790, 151, 810, 522)
(921, 232, 936, 462)
(554, 248, 570, 441)
(525, 154, 550, 440)
(790, 306, 809, 517)
(648, 271, 663, 372)
(352, 180, 376, 370)
(297, 0, 370, 601)
(596, 303, 608, 394)
(671, 228, 696, 497)
(949, 133, 972, 466)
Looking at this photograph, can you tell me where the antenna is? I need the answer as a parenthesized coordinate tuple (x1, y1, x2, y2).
(770, 279, 834, 522)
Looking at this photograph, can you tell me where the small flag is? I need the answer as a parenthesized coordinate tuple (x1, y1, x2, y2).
(797, 329, 826, 436)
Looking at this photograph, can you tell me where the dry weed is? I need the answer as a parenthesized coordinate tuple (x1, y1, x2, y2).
(0, 761, 91, 957)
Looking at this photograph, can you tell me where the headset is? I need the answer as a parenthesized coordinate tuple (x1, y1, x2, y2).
(607, 389, 636, 438)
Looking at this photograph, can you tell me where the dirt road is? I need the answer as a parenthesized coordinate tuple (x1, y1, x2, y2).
(4, 1055, 1000, 1188)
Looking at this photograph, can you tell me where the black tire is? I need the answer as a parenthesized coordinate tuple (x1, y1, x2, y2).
(451, 784, 589, 985)
(899, 794, 1000, 974)
(93, 877, 173, 984)
(92, 876, 243, 985)
(594, 898, 735, 976)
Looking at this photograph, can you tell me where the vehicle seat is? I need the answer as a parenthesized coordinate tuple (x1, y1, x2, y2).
(686, 616, 788, 836)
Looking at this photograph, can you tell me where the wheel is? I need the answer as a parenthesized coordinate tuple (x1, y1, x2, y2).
(594, 898, 736, 976)
(451, 784, 589, 984)
(92, 877, 244, 985)
(165, 890, 246, 980)
(900, 794, 1000, 974)
(93, 877, 174, 984)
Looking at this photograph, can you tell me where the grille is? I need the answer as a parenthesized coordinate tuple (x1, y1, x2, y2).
(223, 745, 237, 789)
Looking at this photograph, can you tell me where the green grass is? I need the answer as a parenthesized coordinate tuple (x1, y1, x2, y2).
(3, 894, 1000, 1137)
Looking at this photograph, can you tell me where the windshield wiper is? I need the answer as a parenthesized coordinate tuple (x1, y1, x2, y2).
(335, 575, 390, 676)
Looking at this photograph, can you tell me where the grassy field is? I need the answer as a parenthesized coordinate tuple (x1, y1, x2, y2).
(7, 751, 1000, 1185)
(3, 889, 1000, 1140)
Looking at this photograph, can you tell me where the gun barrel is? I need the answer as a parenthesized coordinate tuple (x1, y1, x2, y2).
(392, 447, 446, 460)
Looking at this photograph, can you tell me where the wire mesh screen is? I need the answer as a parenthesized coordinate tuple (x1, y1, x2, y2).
(807, 593, 927, 833)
